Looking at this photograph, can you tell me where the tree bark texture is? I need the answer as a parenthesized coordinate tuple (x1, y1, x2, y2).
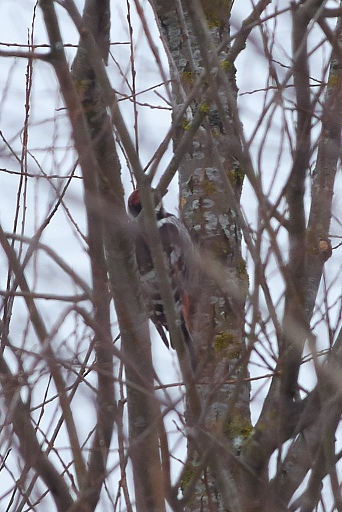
(150, 1, 251, 509)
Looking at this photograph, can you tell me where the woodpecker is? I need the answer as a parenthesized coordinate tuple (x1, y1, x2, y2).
(128, 189, 196, 367)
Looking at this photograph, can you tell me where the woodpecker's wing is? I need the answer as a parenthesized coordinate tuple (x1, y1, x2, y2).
(131, 222, 173, 345)
(134, 213, 194, 310)
(157, 214, 194, 281)
(156, 215, 197, 366)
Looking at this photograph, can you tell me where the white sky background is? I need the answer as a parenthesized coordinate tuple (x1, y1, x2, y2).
(0, 0, 341, 510)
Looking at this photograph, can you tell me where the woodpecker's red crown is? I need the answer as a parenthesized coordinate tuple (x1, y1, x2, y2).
(128, 189, 142, 218)
(128, 189, 165, 219)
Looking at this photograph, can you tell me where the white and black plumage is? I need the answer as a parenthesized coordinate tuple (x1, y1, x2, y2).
(128, 189, 195, 366)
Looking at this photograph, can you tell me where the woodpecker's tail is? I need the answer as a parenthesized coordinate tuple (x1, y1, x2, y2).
(181, 320, 196, 371)
(155, 323, 170, 349)
(180, 291, 196, 370)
